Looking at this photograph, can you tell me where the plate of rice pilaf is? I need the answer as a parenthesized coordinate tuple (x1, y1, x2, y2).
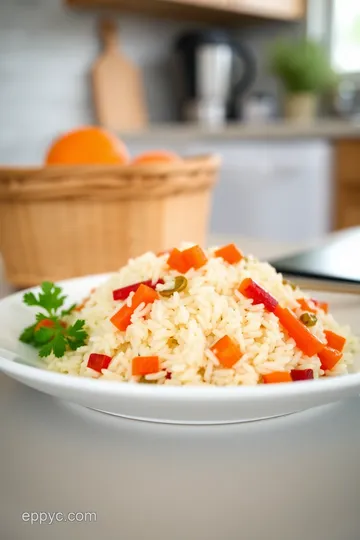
(0, 243, 359, 424)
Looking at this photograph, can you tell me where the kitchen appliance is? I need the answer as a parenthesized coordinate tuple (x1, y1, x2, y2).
(174, 30, 256, 126)
(92, 19, 148, 132)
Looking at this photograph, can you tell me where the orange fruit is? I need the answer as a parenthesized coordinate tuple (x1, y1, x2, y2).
(132, 150, 181, 165)
(45, 126, 129, 165)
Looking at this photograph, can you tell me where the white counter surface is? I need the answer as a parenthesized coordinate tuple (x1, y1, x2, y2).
(1, 233, 360, 540)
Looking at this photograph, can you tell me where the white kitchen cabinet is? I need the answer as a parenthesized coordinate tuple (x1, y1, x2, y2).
(190, 139, 333, 243)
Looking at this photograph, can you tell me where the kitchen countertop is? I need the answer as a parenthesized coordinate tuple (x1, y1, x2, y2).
(1, 232, 360, 540)
(120, 119, 360, 142)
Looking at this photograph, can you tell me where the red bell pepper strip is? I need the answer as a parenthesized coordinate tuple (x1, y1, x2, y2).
(238, 278, 278, 313)
(112, 279, 164, 301)
(274, 305, 325, 357)
(87, 353, 112, 373)
(291, 369, 314, 381)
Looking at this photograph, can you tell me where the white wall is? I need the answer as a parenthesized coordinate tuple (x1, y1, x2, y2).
(0, 0, 303, 165)
(0, 0, 192, 164)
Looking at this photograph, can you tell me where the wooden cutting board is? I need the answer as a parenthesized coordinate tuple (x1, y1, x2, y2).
(91, 19, 148, 132)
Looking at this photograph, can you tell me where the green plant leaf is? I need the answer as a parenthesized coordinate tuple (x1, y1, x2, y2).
(52, 333, 67, 358)
(19, 324, 36, 344)
(33, 327, 55, 345)
(38, 342, 55, 358)
(22, 282, 66, 316)
(270, 39, 337, 94)
(20, 282, 89, 358)
(65, 320, 87, 350)
(23, 292, 39, 307)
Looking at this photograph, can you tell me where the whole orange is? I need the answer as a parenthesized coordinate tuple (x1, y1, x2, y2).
(45, 126, 129, 165)
(132, 150, 181, 165)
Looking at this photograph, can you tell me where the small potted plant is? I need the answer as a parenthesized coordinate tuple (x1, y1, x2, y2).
(270, 39, 337, 121)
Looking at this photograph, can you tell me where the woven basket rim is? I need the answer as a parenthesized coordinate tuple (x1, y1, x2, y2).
(0, 153, 221, 179)
(0, 153, 220, 202)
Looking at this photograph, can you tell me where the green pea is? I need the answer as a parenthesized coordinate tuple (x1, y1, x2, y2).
(159, 276, 188, 297)
(300, 312, 317, 327)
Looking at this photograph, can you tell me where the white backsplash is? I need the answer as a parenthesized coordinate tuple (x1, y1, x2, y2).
(0, 0, 193, 164)
(0, 0, 303, 165)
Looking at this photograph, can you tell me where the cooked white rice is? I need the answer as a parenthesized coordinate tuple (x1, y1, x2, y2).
(46, 244, 360, 385)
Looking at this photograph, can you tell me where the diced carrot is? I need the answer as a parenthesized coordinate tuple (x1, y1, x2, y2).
(210, 335, 242, 368)
(324, 330, 346, 352)
(110, 305, 133, 331)
(274, 305, 325, 357)
(111, 284, 158, 331)
(263, 371, 292, 384)
(132, 283, 158, 307)
(214, 243, 243, 264)
(311, 298, 329, 314)
(34, 318, 56, 332)
(182, 245, 208, 270)
(132, 356, 160, 376)
(112, 279, 164, 301)
(35, 318, 66, 332)
(167, 245, 207, 273)
(297, 298, 317, 313)
(318, 346, 343, 371)
(167, 248, 188, 273)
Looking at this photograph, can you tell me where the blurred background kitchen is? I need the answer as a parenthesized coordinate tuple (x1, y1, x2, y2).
(1, 0, 360, 246)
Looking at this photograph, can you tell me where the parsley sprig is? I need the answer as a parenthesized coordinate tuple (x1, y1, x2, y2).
(19, 281, 88, 358)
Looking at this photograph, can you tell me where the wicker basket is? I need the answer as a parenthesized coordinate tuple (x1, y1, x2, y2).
(0, 154, 220, 287)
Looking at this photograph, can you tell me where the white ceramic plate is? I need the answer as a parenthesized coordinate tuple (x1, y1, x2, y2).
(0, 275, 359, 424)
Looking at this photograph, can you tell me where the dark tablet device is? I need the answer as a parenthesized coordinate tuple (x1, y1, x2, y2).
(270, 228, 360, 284)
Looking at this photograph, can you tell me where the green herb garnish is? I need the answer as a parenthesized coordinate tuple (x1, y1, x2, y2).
(19, 281, 88, 358)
